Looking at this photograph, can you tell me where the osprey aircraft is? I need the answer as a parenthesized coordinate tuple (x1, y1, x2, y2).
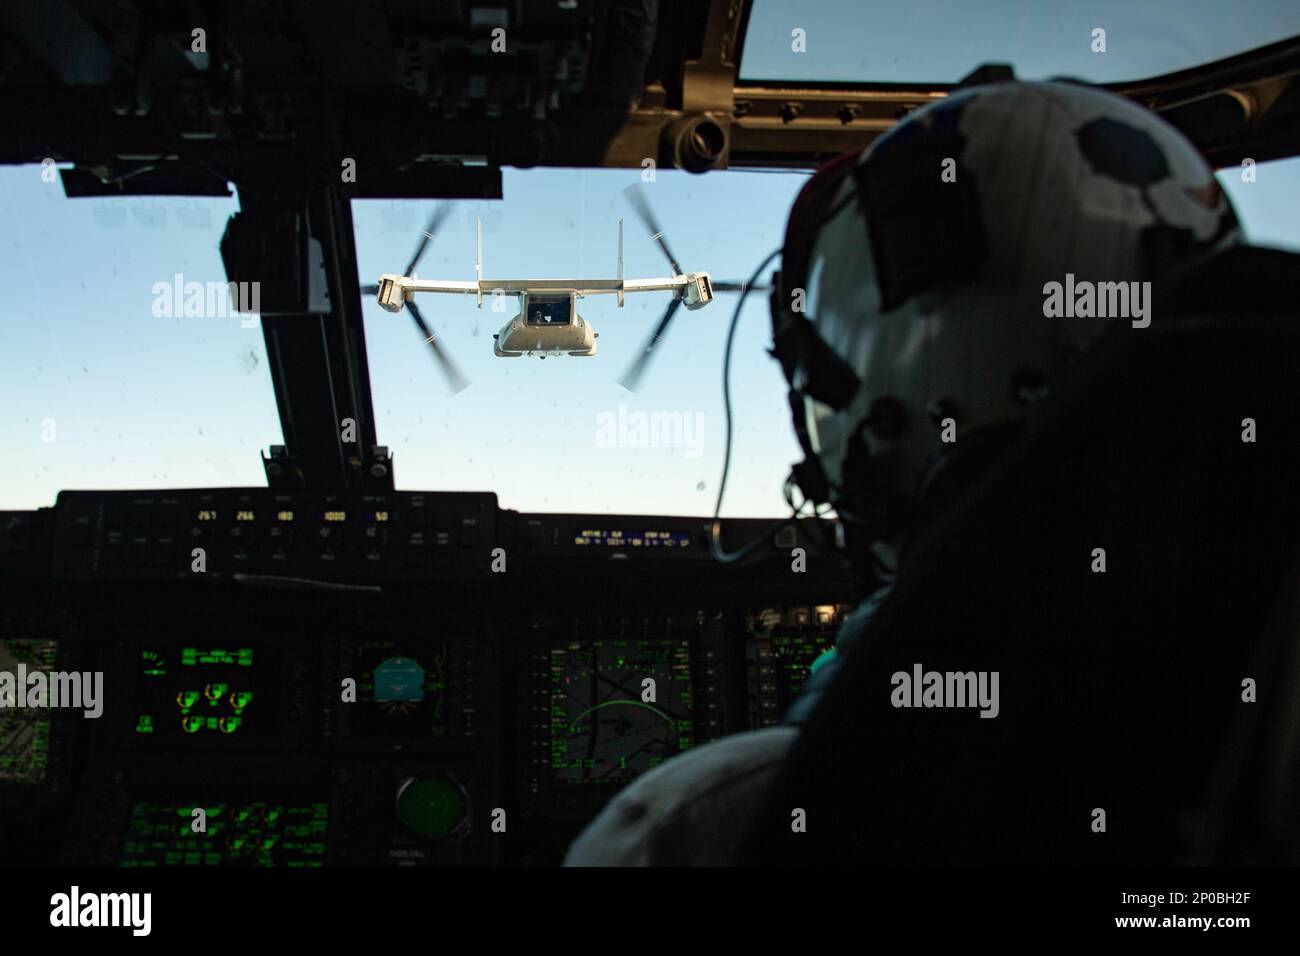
(364, 184, 758, 393)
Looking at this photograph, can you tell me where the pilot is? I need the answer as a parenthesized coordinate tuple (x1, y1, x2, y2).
(564, 79, 1247, 866)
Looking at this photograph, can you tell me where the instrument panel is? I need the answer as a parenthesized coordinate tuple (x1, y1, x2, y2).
(546, 637, 698, 786)
(521, 610, 732, 819)
(51, 489, 499, 583)
(2, 489, 856, 866)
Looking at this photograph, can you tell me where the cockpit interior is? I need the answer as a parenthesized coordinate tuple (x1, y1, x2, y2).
(2, 0, 1300, 912)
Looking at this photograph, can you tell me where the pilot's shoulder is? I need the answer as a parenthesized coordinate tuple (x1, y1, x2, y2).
(563, 726, 798, 866)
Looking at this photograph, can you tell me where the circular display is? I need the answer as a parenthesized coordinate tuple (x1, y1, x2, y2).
(395, 775, 469, 840)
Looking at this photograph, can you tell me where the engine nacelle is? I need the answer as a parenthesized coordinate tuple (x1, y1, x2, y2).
(682, 271, 714, 310)
(376, 274, 406, 312)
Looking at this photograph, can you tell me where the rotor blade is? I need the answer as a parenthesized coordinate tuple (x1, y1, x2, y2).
(622, 184, 682, 276)
(404, 205, 453, 277)
(711, 280, 771, 293)
(618, 296, 683, 392)
(406, 299, 469, 395)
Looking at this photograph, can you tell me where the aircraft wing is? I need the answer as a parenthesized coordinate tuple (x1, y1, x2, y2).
(398, 277, 482, 295)
(474, 278, 622, 294)
(620, 277, 689, 295)
(403, 277, 687, 296)
(375, 274, 478, 312)
(379, 274, 694, 312)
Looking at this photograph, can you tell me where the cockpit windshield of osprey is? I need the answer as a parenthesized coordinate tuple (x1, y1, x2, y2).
(3, 0, 1300, 940)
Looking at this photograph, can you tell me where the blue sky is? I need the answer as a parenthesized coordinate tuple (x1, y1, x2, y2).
(0, 167, 807, 515)
(3, 10, 1300, 514)
(354, 169, 805, 517)
(0, 181, 282, 509)
(742, 0, 1300, 83)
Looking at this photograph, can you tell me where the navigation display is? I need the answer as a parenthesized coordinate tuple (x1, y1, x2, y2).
(548, 638, 695, 786)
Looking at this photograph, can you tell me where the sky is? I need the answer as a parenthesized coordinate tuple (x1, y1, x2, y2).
(353, 169, 805, 517)
(0, 166, 807, 516)
(2, 7, 1299, 515)
(742, 0, 1300, 83)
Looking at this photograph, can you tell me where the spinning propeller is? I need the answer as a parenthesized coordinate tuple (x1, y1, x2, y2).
(361, 205, 469, 395)
(619, 184, 767, 392)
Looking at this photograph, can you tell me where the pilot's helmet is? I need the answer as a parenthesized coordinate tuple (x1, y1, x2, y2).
(770, 80, 1241, 558)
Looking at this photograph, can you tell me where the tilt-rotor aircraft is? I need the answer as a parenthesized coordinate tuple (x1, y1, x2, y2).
(365, 184, 757, 393)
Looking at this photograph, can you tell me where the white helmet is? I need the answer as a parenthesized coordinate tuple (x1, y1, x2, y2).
(770, 80, 1241, 561)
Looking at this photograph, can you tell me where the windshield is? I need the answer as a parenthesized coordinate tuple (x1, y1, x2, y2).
(526, 297, 573, 326)
(4, 149, 1298, 517)
(741, 0, 1300, 84)
(354, 168, 807, 518)
(0, 168, 282, 510)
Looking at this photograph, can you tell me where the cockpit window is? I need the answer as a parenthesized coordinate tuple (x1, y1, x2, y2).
(1217, 157, 1300, 254)
(353, 167, 807, 518)
(7, 153, 1293, 519)
(741, 0, 1300, 85)
(0, 167, 283, 510)
(526, 298, 572, 325)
